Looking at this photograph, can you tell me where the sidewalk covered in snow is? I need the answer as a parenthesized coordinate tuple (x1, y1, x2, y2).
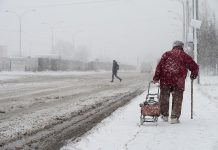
(61, 76, 218, 150)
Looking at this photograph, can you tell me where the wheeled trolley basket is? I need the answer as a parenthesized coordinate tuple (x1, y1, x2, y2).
(139, 81, 160, 125)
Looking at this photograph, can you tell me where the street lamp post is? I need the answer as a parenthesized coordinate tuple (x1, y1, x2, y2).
(190, 0, 201, 84)
(42, 21, 64, 55)
(193, 0, 200, 84)
(5, 9, 35, 57)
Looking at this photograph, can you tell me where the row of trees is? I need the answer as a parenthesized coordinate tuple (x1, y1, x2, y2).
(198, 1, 218, 75)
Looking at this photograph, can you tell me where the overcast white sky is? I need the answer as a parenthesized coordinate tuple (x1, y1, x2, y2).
(0, 0, 217, 65)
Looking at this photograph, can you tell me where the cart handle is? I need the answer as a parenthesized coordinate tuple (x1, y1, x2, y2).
(147, 81, 160, 97)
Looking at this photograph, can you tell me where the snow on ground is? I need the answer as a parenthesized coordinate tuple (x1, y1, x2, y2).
(0, 71, 106, 81)
(61, 77, 218, 150)
(199, 76, 218, 105)
(0, 71, 147, 147)
(0, 70, 137, 81)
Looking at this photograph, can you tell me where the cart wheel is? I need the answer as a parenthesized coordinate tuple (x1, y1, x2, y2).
(140, 116, 144, 125)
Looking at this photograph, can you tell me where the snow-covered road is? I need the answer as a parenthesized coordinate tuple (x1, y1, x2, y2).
(0, 71, 150, 149)
(61, 77, 218, 150)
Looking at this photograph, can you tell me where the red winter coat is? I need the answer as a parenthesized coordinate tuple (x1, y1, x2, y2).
(153, 47, 199, 91)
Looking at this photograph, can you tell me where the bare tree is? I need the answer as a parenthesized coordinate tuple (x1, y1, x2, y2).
(198, 1, 218, 75)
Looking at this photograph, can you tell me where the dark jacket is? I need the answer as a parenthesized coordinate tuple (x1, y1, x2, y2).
(153, 47, 199, 91)
(112, 61, 119, 73)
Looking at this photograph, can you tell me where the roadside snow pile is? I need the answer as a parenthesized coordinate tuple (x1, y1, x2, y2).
(0, 71, 107, 82)
(0, 71, 106, 79)
(61, 77, 218, 150)
(0, 75, 19, 81)
(199, 76, 218, 104)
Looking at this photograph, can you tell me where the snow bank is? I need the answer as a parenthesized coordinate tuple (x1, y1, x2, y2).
(0, 71, 106, 81)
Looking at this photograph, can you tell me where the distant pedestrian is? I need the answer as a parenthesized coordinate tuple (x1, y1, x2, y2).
(111, 60, 122, 82)
(153, 41, 199, 124)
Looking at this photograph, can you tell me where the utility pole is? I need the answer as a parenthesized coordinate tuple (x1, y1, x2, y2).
(196, 0, 200, 84)
(178, 0, 186, 47)
(192, 0, 194, 48)
(180, 1, 186, 44)
(185, 0, 190, 49)
(193, 0, 200, 84)
(5, 9, 35, 57)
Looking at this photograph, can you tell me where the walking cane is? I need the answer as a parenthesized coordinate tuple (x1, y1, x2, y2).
(191, 79, 194, 119)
